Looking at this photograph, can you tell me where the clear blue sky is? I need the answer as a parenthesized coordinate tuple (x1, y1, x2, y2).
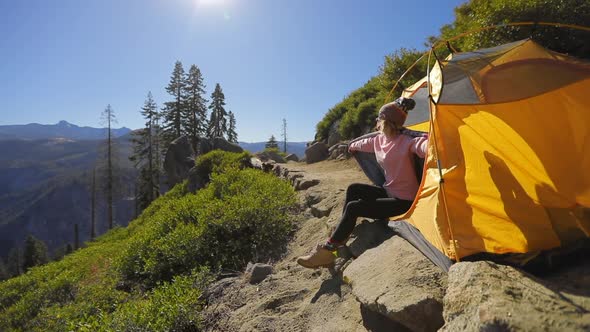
(0, 0, 464, 142)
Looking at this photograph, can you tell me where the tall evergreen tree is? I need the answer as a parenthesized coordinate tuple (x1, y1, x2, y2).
(22, 235, 48, 271)
(183, 64, 208, 151)
(161, 61, 187, 146)
(265, 135, 279, 149)
(227, 111, 238, 143)
(130, 92, 161, 211)
(207, 83, 228, 139)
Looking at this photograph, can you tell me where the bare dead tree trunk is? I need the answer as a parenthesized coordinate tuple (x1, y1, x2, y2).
(91, 168, 96, 240)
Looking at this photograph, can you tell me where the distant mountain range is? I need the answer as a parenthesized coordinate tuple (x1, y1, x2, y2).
(0, 120, 131, 140)
(0, 121, 310, 258)
(0, 121, 309, 157)
(0, 122, 136, 259)
(238, 141, 308, 158)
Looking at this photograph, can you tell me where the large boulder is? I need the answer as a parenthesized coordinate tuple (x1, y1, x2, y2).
(256, 150, 286, 164)
(442, 261, 590, 331)
(328, 143, 349, 160)
(245, 262, 273, 284)
(198, 137, 244, 155)
(344, 236, 447, 332)
(285, 153, 299, 162)
(163, 136, 195, 187)
(305, 142, 329, 164)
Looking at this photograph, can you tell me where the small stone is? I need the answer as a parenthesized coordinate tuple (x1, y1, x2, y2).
(247, 263, 273, 284)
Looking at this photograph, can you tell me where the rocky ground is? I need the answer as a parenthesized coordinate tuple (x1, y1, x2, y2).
(200, 158, 590, 332)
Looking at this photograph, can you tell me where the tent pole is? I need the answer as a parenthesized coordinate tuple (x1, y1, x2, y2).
(426, 48, 460, 262)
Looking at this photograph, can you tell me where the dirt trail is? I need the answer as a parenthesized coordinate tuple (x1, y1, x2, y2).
(202, 159, 376, 332)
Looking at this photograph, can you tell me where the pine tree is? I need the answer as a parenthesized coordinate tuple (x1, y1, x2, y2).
(207, 83, 228, 139)
(265, 135, 279, 150)
(161, 61, 187, 147)
(227, 111, 238, 143)
(183, 64, 208, 151)
(22, 235, 48, 271)
(130, 92, 161, 211)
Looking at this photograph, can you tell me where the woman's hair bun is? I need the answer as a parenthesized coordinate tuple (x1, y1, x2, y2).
(393, 97, 416, 112)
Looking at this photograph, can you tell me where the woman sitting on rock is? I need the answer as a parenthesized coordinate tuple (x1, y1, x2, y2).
(297, 97, 428, 269)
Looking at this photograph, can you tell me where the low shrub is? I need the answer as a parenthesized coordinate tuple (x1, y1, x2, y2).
(104, 268, 213, 332)
(117, 167, 296, 287)
(194, 150, 251, 178)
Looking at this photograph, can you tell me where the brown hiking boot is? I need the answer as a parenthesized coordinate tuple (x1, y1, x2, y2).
(297, 243, 336, 269)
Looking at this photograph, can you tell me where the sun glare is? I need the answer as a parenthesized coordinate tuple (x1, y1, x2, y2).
(196, 0, 224, 6)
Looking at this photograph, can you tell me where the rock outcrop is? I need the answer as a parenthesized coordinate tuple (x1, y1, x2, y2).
(245, 263, 274, 284)
(198, 137, 244, 155)
(163, 136, 196, 187)
(442, 260, 590, 331)
(256, 150, 286, 164)
(163, 136, 246, 191)
(344, 236, 447, 332)
(328, 143, 349, 160)
(305, 142, 329, 164)
(285, 153, 299, 162)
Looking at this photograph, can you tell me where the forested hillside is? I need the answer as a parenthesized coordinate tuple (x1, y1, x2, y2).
(0, 136, 136, 266)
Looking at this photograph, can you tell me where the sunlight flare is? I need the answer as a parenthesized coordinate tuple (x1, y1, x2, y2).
(196, 0, 225, 6)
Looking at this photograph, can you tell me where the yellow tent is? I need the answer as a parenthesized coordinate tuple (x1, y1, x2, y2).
(397, 39, 590, 261)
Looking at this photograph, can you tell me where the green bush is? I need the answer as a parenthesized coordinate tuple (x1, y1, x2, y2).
(0, 237, 128, 331)
(104, 268, 213, 332)
(194, 150, 251, 178)
(315, 104, 349, 142)
(339, 97, 383, 139)
(438, 0, 590, 59)
(316, 76, 384, 141)
(117, 167, 296, 287)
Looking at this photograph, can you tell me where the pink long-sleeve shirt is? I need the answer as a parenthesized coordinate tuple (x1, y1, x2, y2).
(349, 133, 428, 201)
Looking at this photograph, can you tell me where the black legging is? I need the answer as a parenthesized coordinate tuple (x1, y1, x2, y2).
(330, 183, 413, 243)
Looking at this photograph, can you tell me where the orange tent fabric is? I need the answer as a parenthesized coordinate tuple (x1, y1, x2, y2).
(398, 39, 590, 260)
